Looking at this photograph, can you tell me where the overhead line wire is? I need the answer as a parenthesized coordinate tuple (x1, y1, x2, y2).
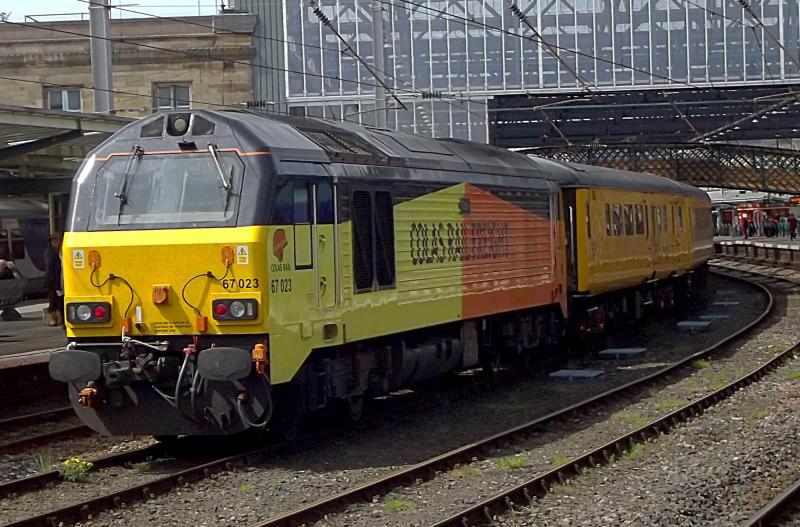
(376, 0, 706, 91)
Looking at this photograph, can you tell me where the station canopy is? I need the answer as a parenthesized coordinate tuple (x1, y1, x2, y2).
(0, 104, 131, 195)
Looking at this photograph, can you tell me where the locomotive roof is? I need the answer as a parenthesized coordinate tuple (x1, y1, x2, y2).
(116, 110, 707, 200)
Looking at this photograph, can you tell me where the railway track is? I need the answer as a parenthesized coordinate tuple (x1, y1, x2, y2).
(0, 407, 90, 453)
(0, 268, 776, 527)
(244, 267, 781, 527)
(0, 358, 534, 526)
(739, 477, 800, 527)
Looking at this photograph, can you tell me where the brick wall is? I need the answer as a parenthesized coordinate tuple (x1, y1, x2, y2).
(0, 14, 256, 117)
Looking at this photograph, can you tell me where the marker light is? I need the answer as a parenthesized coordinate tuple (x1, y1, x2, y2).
(93, 305, 107, 320)
(214, 303, 228, 316)
(76, 305, 92, 321)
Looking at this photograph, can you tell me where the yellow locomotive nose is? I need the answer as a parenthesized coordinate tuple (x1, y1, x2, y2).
(63, 228, 268, 338)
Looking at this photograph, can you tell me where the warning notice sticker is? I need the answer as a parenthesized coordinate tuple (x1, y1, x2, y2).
(72, 249, 85, 269)
(236, 245, 249, 265)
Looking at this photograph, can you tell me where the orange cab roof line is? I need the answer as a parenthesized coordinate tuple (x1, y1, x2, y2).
(95, 149, 272, 161)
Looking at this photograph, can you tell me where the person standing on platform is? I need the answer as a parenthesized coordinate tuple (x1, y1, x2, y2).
(789, 215, 798, 241)
(45, 233, 64, 326)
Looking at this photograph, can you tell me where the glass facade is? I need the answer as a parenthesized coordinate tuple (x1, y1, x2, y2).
(239, 0, 800, 141)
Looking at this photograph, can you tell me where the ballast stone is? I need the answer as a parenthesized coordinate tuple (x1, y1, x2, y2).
(598, 348, 647, 359)
(549, 369, 605, 380)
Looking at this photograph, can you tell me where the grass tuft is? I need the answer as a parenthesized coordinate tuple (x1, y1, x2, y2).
(34, 450, 57, 473)
(653, 399, 686, 412)
(449, 466, 483, 478)
(626, 442, 646, 460)
(692, 358, 710, 370)
(786, 370, 800, 380)
(238, 483, 253, 494)
(552, 454, 572, 467)
(495, 455, 529, 470)
(615, 410, 650, 429)
(384, 498, 416, 513)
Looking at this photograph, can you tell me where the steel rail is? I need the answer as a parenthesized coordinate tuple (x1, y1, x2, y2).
(0, 443, 166, 500)
(249, 269, 774, 527)
(0, 407, 73, 430)
(0, 424, 89, 452)
(430, 335, 799, 525)
(739, 477, 800, 527)
(0, 361, 520, 526)
(0, 269, 771, 527)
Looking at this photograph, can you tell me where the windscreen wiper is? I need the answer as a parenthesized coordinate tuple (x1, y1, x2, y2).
(208, 143, 232, 191)
(208, 143, 234, 213)
(115, 145, 144, 224)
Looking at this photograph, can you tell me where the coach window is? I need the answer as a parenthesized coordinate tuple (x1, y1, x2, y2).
(604, 204, 611, 236)
(585, 203, 591, 239)
(612, 204, 622, 236)
(635, 205, 645, 235)
(623, 205, 634, 236)
(677, 206, 684, 231)
(662, 205, 668, 232)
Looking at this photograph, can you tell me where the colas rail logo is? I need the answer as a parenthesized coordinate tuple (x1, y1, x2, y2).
(271, 229, 291, 271)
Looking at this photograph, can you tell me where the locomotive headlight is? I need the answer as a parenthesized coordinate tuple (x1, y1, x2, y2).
(76, 305, 92, 321)
(229, 301, 246, 318)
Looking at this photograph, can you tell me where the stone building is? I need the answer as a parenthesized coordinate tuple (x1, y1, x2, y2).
(0, 13, 256, 117)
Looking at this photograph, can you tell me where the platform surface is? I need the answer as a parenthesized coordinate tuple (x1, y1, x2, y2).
(715, 236, 800, 246)
(0, 301, 66, 369)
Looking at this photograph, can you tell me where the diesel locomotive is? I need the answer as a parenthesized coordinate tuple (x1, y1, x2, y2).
(48, 110, 713, 437)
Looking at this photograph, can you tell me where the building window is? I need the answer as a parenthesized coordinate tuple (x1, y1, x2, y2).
(46, 88, 81, 112)
(154, 83, 191, 110)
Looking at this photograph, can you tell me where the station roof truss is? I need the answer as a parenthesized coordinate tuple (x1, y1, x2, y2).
(490, 85, 800, 148)
(0, 104, 131, 195)
(523, 143, 800, 194)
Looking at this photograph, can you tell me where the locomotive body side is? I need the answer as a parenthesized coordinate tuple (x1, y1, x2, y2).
(51, 110, 570, 437)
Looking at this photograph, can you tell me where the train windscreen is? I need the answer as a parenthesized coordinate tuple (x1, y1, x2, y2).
(88, 152, 244, 230)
